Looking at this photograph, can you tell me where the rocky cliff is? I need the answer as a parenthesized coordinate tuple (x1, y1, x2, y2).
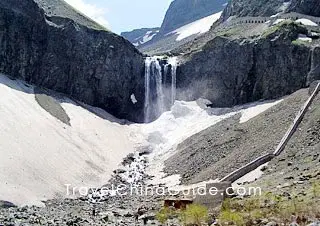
(222, 0, 320, 20)
(289, 0, 320, 17)
(0, 0, 145, 122)
(176, 22, 320, 107)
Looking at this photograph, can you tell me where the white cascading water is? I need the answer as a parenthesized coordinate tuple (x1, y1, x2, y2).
(144, 57, 151, 123)
(144, 56, 178, 122)
(168, 57, 177, 105)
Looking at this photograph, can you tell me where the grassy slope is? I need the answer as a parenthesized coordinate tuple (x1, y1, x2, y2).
(34, 0, 108, 31)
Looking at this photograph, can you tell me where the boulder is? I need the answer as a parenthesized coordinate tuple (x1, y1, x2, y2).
(0, 200, 16, 209)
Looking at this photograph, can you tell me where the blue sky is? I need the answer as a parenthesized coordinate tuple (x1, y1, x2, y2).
(64, 0, 173, 34)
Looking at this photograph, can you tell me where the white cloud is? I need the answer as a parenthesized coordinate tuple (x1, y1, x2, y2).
(64, 0, 110, 29)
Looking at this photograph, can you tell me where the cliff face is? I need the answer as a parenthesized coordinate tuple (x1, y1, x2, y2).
(289, 0, 320, 17)
(177, 23, 320, 107)
(0, 0, 145, 122)
(222, 0, 320, 20)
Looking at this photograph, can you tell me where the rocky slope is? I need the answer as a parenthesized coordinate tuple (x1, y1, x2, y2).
(34, 0, 107, 30)
(165, 88, 319, 184)
(251, 87, 320, 195)
(175, 22, 320, 108)
(0, 0, 145, 122)
(121, 27, 160, 47)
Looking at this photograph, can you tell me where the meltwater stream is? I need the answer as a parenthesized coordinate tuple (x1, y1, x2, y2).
(144, 56, 178, 122)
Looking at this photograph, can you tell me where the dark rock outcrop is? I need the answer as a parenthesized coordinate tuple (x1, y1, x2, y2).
(289, 0, 320, 17)
(0, 0, 145, 122)
(222, 0, 320, 21)
(176, 23, 320, 107)
(0, 200, 16, 209)
(222, 0, 288, 20)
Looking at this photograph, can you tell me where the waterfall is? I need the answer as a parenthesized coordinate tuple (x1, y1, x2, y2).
(144, 56, 178, 122)
(168, 57, 177, 105)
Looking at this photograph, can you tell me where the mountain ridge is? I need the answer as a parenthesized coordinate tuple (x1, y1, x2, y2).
(121, 27, 160, 47)
(121, 0, 228, 52)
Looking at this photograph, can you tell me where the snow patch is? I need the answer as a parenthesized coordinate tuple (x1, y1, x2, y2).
(133, 30, 159, 46)
(271, 13, 281, 18)
(130, 94, 137, 104)
(297, 34, 312, 42)
(240, 99, 283, 123)
(296, 18, 318, 26)
(170, 11, 222, 41)
(273, 19, 285, 25)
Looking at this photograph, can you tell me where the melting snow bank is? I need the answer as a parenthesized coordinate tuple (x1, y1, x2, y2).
(0, 74, 136, 206)
(169, 11, 222, 41)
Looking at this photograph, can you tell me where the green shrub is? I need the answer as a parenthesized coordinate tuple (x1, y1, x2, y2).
(181, 204, 209, 226)
(292, 39, 309, 45)
(262, 20, 293, 38)
(219, 210, 245, 226)
(311, 180, 320, 198)
(156, 207, 171, 225)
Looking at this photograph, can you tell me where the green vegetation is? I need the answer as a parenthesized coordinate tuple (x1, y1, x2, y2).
(215, 27, 242, 37)
(156, 207, 172, 225)
(219, 209, 245, 226)
(217, 181, 320, 225)
(292, 39, 310, 46)
(181, 204, 209, 226)
(155, 182, 320, 225)
(261, 20, 293, 38)
(311, 179, 320, 199)
(156, 204, 209, 226)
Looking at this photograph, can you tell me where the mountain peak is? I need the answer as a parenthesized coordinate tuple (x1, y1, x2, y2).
(160, 0, 227, 34)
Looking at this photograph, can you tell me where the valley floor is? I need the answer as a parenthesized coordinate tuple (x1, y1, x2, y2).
(0, 74, 319, 225)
